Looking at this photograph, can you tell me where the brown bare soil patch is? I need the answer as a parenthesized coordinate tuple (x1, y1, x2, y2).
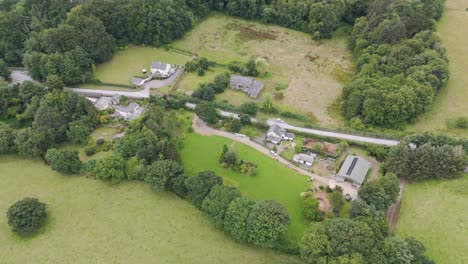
(313, 191, 331, 213)
(304, 138, 339, 156)
(227, 23, 277, 41)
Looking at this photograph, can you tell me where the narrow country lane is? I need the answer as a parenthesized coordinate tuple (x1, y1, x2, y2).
(191, 115, 359, 198)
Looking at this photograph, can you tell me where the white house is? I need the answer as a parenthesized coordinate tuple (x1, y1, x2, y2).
(266, 124, 295, 144)
(151, 61, 176, 78)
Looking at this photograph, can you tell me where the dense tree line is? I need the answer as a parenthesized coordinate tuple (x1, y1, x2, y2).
(342, 0, 448, 128)
(386, 135, 466, 181)
(300, 198, 433, 263)
(73, 98, 291, 249)
(0, 0, 198, 84)
(0, 81, 98, 158)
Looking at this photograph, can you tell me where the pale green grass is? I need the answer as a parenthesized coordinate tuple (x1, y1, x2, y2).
(407, 0, 468, 137)
(178, 66, 227, 92)
(396, 174, 468, 264)
(172, 13, 353, 127)
(216, 89, 256, 106)
(179, 133, 311, 242)
(95, 46, 191, 85)
(0, 156, 298, 263)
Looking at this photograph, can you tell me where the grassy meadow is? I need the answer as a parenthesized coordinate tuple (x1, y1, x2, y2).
(179, 133, 311, 242)
(94, 46, 191, 85)
(172, 13, 353, 127)
(396, 174, 468, 264)
(407, 0, 468, 136)
(0, 156, 298, 263)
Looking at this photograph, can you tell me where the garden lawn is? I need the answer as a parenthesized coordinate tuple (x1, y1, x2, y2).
(407, 0, 468, 137)
(396, 174, 468, 264)
(171, 13, 353, 127)
(179, 133, 311, 242)
(177, 65, 227, 92)
(94, 46, 191, 85)
(0, 156, 297, 263)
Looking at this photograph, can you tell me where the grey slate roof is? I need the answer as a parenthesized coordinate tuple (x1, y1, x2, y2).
(293, 153, 316, 163)
(131, 77, 144, 85)
(230, 75, 263, 98)
(337, 155, 371, 186)
(115, 102, 139, 114)
(285, 132, 295, 139)
(151, 61, 169, 70)
(268, 124, 286, 137)
(94, 97, 112, 110)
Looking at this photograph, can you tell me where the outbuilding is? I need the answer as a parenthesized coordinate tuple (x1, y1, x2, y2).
(293, 153, 317, 167)
(336, 155, 371, 188)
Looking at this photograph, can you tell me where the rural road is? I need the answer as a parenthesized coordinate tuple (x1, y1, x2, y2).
(266, 119, 399, 146)
(72, 68, 184, 99)
(186, 102, 399, 146)
(192, 115, 359, 199)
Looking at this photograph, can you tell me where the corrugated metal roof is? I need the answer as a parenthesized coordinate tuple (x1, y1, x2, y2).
(337, 155, 371, 185)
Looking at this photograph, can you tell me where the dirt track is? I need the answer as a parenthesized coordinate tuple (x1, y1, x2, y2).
(386, 178, 407, 233)
(191, 115, 359, 199)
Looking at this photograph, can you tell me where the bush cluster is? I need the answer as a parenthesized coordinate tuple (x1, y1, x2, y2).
(219, 144, 258, 176)
(7, 198, 47, 236)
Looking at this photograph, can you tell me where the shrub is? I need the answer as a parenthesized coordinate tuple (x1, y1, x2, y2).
(239, 114, 251, 125)
(45, 148, 82, 174)
(240, 102, 258, 116)
(197, 68, 205, 76)
(7, 198, 47, 236)
(300, 192, 323, 221)
(95, 138, 105, 145)
(84, 146, 96, 156)
(454, 117, 468, 129)
(229, 119, 242, 132)
(329, 191, 345, 214)
(195, 102, 218, 124)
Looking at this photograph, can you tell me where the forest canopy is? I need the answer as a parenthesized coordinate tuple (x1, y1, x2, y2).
(0, 0, 448, 127)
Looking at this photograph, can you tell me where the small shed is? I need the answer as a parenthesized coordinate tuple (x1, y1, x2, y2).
(293, 153, 317, 167)
(131, 77, 145, 86)
(336, 155, 371, 188)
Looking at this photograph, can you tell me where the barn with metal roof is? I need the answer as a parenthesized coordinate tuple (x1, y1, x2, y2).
(336, 155, 371, 188)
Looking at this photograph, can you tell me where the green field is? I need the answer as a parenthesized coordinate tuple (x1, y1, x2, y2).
(0, 156, 297, 263)
(95, 46, 191, 85)
(396, 174, 468, 264)
(171, 13, 353, 127)
(407, 0, 468, 136)
(179, 133, 310, 242)
(177, 65, 227, 92)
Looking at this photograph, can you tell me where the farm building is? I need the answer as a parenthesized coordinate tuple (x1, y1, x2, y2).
(266, 124, 294, 144)
(293, 153, 317, 168)
(151, 61, 176, 78)
(230, 75, 263, 98)
(336, 155, 371, 188)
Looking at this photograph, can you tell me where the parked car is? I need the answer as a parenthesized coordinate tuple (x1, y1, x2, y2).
(270, 150, 278, 156)
(276, 118, 284, 123)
